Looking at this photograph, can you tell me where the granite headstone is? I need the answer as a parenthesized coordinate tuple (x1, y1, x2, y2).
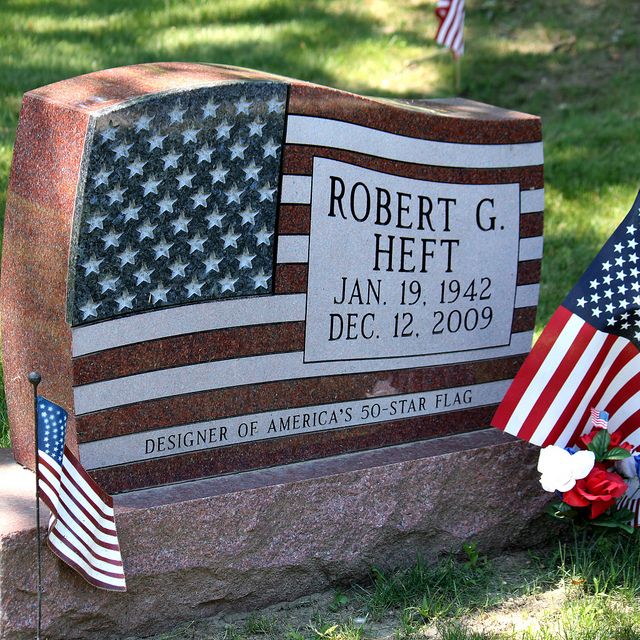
(1, 63, 544, 492)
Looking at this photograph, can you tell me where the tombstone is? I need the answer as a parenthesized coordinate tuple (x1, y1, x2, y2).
(0, 64, 547, 638)
(2, 63, 543, 493)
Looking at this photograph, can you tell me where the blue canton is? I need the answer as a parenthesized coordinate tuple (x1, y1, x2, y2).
(36, 396, 68, 465)
(70, 81, 287, 325)
(564, 191, 640, 347)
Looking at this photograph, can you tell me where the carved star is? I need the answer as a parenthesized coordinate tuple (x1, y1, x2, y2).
(191, 189, 210, 209)
(134, 264, 154, 285)
(163, 152, 181, 170)
(168, 107, 185, 124)
(206, 209, 225, 229)
(80, 298, 101, 320)
(102, 230, 122, 250)
(251, 268, 270, 290)
(150, 284, 170, 304)
(112, 142, 133, 160)
(117, 245, 138, 266)
(243, 160, 261, 182)
(266, 96, 284, 112)
(236, 249, 256, 269)
(153, 236, 173, 259)
(236, 97, 252, 115)
(185, 278, 204, 298)
(106, 186, 126, 205)
(115, 290, 136, 311)
(202, 100, 219, 119)
(137, 220, 157, 241)
(187, 233, 207, 254)
(122, 204, 142, 223)
(99, 125, 117, 143)
(210, 164, 229, 185)
(203, 253, 223, 274)
(168, 259, 188, 279)
(171, 212, 191, 234)
(81, 255, 103, 275)
(229, 140, 248, 160)
(98, 274, 119, 293)
(142, 177, 162, 196)
(195, 145, 213, 163)
(247, 120, 265, 137)
(263, 138, 279, 158)
(157, 194, 177, 215)
(127, 157, 147, 177)
(148, 134, 167, 151)
(225, 184, 244, 204)
(218, 272, 238, 293)
(135, 114, 154, 132)
(93, 167, 111, 187)
(176, 169, 195, 190)
(215, 121, 233, 140)
(239, 207, 258, 226)
(182, 128, 200, 144)
(258, 183, 276, 202)
(255, 225, 273, 246)
(222, 227, 241, 249)
(86, 213, 107, 232)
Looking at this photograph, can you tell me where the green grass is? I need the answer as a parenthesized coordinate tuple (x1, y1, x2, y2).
(1, 1, 639, 445)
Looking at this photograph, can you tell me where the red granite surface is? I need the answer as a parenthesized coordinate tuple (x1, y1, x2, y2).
(1, 63, 543, 491)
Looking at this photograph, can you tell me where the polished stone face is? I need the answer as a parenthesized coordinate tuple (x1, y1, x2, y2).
(1, 63, 544, 492)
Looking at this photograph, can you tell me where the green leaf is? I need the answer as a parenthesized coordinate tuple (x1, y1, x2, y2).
(546, 501, 577, 521)
(603, 447, 632, 461)
(587, 429, 611, 461)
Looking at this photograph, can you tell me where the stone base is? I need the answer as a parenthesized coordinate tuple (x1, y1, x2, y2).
(1, 430, 550, 640)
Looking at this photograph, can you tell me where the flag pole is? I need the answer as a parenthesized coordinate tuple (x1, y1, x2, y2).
(454, 56, 461, 95)
(28, 371, 42, 640)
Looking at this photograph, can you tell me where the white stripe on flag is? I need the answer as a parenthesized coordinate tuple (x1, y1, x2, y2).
(608, 386, 640, 431)
(53, 492, 119, 546)
(48, 529, 126, 589)
(519, 237, 544, 261)
(61, 456, 115, 519)
(503, 314, 585, 436)
(71, 293, 307, 356)
(281, 175, 312, 204)
(277, 235, 309, 263)
(528, 330, 609, 446)
(53, 519, 122, 568)
(593, 352, 640, 424)
(554, 338, 628, 446)
(521, 189, 545, 213)
(73, 332, 534, 414)
(285, 116, 544, 169)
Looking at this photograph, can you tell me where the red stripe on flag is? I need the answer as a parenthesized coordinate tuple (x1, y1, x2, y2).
(516, 320, 596, 443)
(541, 333, 619, 446)
(492, 306, 573, 429)
(569, 342, 639, 445)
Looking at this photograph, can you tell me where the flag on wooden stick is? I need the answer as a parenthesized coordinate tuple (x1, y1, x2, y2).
(435, 0, 465, 58)
(492, 191, 640, 451)
(36, 396, 127, 591)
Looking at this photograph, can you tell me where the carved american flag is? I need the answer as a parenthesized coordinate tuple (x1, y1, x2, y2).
(69, 82, 286, 325)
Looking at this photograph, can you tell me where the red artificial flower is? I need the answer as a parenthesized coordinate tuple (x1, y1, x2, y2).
(609, 431, 634, 451)
(579, 427, 633, 452)
(562, 465, 628, 519)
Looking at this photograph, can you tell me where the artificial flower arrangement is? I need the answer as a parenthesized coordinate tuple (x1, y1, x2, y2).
(538, 409, 640, 533)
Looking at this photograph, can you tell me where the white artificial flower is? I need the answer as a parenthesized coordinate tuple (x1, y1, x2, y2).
(537, 445, 595, 493)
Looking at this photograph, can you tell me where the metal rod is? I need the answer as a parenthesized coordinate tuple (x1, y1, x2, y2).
(28, 371, 42, 640)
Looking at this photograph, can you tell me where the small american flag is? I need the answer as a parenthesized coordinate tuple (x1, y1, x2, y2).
(36, 397, 126, 591)
(493, 192, 640, 450)
(435, 0, 465, 58)
(590, 407, 609, 430)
